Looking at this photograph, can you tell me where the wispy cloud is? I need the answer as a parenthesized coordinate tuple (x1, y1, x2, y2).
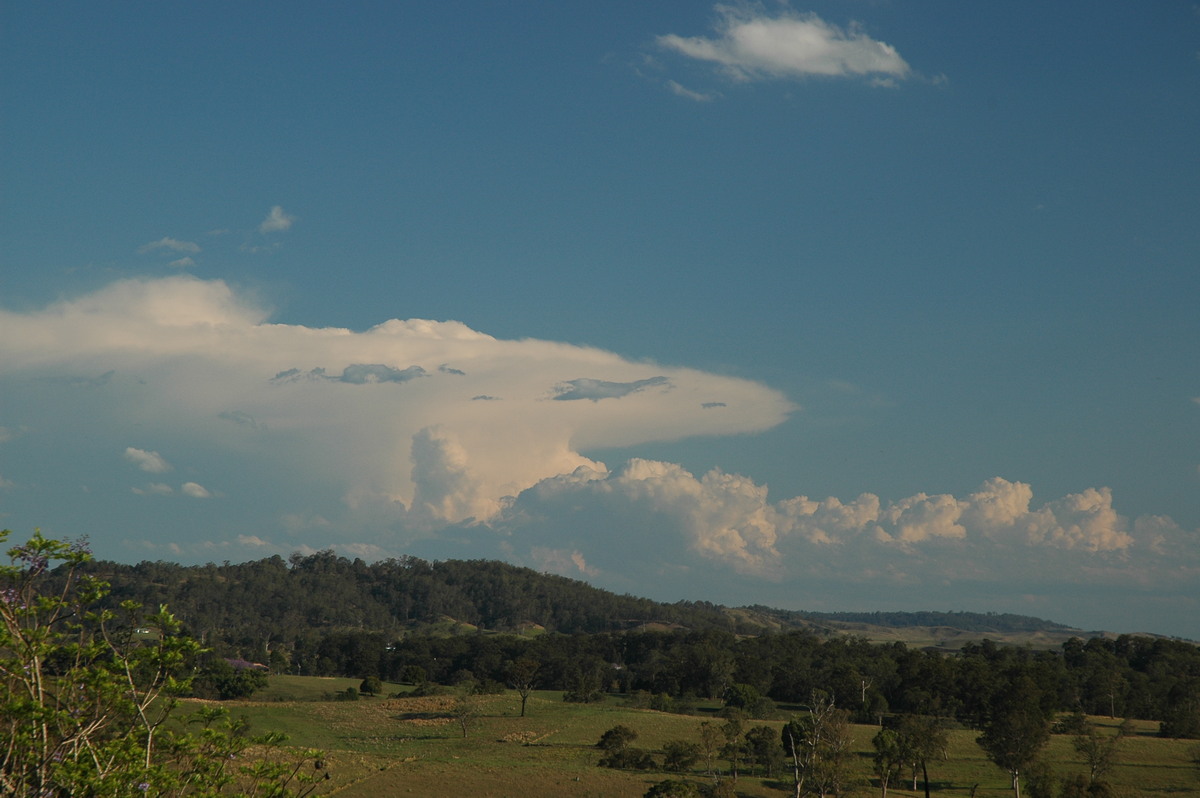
(666, 80, 718, 102)
(658, 6, 910, 84)
(167, 256, 196, 269)
(138, 237, 201, 255)
(258, 205, 295, 233)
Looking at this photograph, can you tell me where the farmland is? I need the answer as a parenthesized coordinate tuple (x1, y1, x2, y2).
(215, 678, 1199, 797)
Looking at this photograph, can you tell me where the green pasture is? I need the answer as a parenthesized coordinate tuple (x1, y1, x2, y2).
(203, 680, 1199, 798)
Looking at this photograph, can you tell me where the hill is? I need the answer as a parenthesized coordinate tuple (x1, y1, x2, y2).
(74, 550, 1125, 652)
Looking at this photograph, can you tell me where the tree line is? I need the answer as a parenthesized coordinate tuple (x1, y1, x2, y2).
(74, 551, 1200, 737)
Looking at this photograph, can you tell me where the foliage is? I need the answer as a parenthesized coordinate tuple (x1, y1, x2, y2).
(662, 740, 701, 772)
(597, 724, 639, 752)
(1071, 717, 1128, 783)
(871, 729, 906, 798)
(782, 693, 853, 798)
(976, 673, 1053, 798)
(358, 675, 383, 695)
(598, 746, 655, 770)
(644, 779, 701, 797)
(0, 529, 326, 797)
(507, 657, 539, 717)
(38, 548, 1200, 732)
(191, 658, 269, 700)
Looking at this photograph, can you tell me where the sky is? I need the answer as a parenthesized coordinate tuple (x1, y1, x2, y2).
(1, 1, 1198, 638)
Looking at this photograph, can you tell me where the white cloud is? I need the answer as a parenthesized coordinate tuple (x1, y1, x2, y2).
(2, 276, 1194, 629)
(258, 205, 295, 233)
(138, 237, 201, 255)
(0, 275, 793, 529)
(167, 256, 196, 269)
(658, 6, 911, 83)
(181, 482, 212, 498)
(124, 447, 172, 473)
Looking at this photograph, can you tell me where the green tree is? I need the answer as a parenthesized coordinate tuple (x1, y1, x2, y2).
(976, 676, 1052, 798)
(895, 714, 948, 798)
(744, 725, 784, 778)
(359, 675, 383, 696)
(871, 729, 906, 798)
(598, 724, 639, 752)
(662, 740, 701, 772)
(0, 529, 325, 797)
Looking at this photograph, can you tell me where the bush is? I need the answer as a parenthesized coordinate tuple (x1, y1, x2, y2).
(662, 740, 701, 772)
(597, 724, 638, 752)
(645, 779, 700, 797)
(599, 746, 655, 770)
(360, 675, 383, 695)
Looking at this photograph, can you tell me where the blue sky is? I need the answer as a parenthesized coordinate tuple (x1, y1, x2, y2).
(2, 2, 1197, 638)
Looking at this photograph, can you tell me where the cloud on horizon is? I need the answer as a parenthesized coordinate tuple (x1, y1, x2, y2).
(657, 6, 911, 84)
(0, 276, 1195, 633)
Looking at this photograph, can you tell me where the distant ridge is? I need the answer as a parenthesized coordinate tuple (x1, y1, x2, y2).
(751, 607, 1074, 634)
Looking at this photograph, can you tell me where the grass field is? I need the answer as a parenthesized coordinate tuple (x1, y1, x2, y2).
(205, 679, 1199, 797)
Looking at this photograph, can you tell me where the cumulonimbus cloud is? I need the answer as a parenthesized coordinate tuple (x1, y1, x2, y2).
(1, 276, 1194, 628)
(658, 6, 910, 83)
(0, 276, 794, 528)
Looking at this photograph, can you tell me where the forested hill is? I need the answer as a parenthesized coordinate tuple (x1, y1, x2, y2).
(77, 550, 1084, 650)
(754, 607, 1074, 634)
(80, 552, 747, 646)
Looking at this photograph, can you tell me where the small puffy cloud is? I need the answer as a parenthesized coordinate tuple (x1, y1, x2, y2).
(138, 237, 201, 255)
(259, 205, 295, 233)
(181, 482, 212, 498)
(658, 6, 911, 83)
(124, 447, 172, 473)
(167, 256, 196, 269)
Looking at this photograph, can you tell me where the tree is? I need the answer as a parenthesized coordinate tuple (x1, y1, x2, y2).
(782, 693, 853, 798)
(976, 676, 1052, 798)
(662, 740, 701, 772)
(1070, 718, 1128, 784)
(359, 675, 383, 696)
(597, 724, 653, 769)
(507, 657, 539, 717)
(698, 721, 722, 776)
(872, 729, 906, 798)
(894, 714, 947, 798)
(0, 529, 325, 797)
(744, 725, 784, 778)
(598, 724, 639, 752)
(451, 691, 481, 738)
